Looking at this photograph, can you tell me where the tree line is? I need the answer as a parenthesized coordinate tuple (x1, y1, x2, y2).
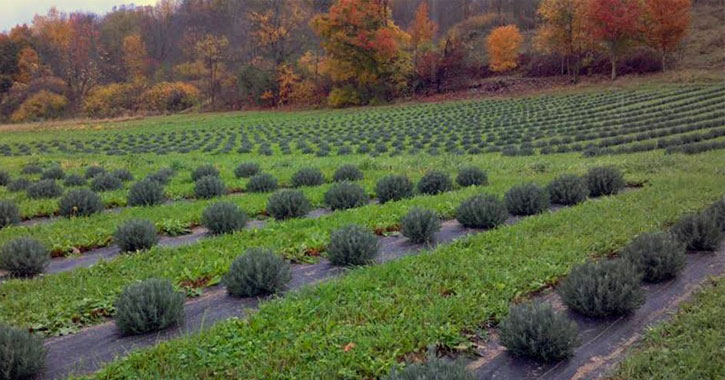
(0, 0, 693, 122)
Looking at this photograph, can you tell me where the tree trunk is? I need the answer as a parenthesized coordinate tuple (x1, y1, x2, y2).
(610, 53, 617, 81)
(662, 52, 667, 72)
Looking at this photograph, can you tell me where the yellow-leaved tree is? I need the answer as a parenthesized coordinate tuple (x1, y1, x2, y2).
(486, 25, 523, 72)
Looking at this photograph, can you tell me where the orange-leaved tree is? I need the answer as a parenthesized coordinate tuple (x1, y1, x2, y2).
(642, 0, 691, 71)
(409, 1, 438, 53)
(122, 34, 149, 82)
(312, 0, 411, 105)
(534, 0, 590, 81)
(586, 0, 642, 80)
(486, 25, 523, 72)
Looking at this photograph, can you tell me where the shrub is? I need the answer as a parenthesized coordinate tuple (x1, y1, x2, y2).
(456, 166, 488, 187)
(291, 167, 325, 187)
(0, 171, 9, 186)
(376, 175, 414, 204)
(500, 301, 579, 362)
(128, 179, 165, 207)
(58, 189, 103, 217)
(234, 162, 260, 178)
(384, 357, 474, 380)
(191, 165, 219, 181)
(91, 173, 123, 192)
(559, 260, 644, 318)
(0, 237, 49, 277)
(670, 212, 723, 251)
(0, 201, 20, 229)
(26, 179, 63, 199)
(63, 174, 86, 187)
(10, 90, 68, 123)
(114, 278, 185, 335)
(706, 198, 725, 231)
(146, 168, 174, 184)
(324, 182, 367, 210)
(547, 174, 588, 205)
(333, 165, 363, 182)
(266, 190, 311, 220)
(112, 169, 134, 182)
(504, 183, 550, 216)
(83, 82, 142, 117)
(246, 173, 278, 193)
(585, 166, 625, 197)
(202, 202, 248, 234)
(223, 248, 291, 297)
(327, 225, 380, 266)
(0, 323, 46, 380)
(8, 178, 31, 192)
(401, 208, 441, 244)
(194, 175, 226, 199)
(21, 164, 43, 175)
(41, 166, 65, 180)
(622, 232, 686, 282)
(114, 219, 159, 252)
(456, 194, 509, 229)
(139, 82, 199, 113)
(85, 165, 106, 179)
(417, 171, 453, 195)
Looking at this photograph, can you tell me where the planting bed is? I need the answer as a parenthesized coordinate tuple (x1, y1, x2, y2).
(0, 83, 724, 380)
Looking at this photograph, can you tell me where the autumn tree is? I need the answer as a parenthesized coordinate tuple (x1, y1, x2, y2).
(248, 0, 310, 66)
(486, 25, 523, 72)
(534, 0, 590, 81)
(409, 1, 438, 53)
(122, 34, 149, 81)
(312, 0, 412, 105)
(15, 47, 45, 83)
(586, 0, 642, 80)
(642, 0, 691, 71)
(195, 34, 228, 107)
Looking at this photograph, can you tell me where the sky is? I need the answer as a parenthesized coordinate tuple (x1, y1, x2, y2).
(1, 0, 158, 32)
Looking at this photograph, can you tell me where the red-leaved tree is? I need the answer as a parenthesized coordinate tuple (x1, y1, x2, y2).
(586, 0, 642, 80)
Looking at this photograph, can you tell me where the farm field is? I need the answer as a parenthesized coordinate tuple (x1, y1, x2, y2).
(0, 83, 724, 380)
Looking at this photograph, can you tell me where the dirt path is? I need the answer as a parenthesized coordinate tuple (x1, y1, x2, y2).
(468, 245, 725, 380)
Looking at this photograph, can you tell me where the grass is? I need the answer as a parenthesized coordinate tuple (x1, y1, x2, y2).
(77, 152, 724, 380)
(612, 276, 725, 380)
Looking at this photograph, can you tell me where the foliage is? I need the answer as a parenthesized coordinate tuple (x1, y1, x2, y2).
(194, 175, 226, 199)
(456, 194, 509, 229)
(547, 174, 589, 205)
(63, 174, 86, 187)
(114, 278, 185, 335)
(246, 173, 278, 193)
(112, 169, 134, 182)
(114, 219, 159, 252)
(0, 171, 9, 186)
(706, 198, 725, 231)
(85, 165, 106, 179)
(621, 232, 686, 282)
(327, 224, 380, 266)
(127, 179, 165, 207)
(223, 248, 292, 298)
(500, 301, 579, 362)
(140, 82, 200, 113)
(83, 82, 143, 118)
(291, 167, 325, 188)
(266, 190, 311, 220)
(7, 178, 31, 192)
(0, 323, 46, 380)
(409, 2, 438, 53)
(10, 90, 68, 123)
(234, 162, 260, 178)
(585, 166, 625, 197)
(91, 173, 123, 192)
(26, 179, 63, 199)
(191, 165, 220, 181)
(0, 237, 49, 278)
(202, 202, 248, 235)
(333, 165, 363, 182)
(586, 0, 643, 80)
(58, 188, 103, 217)
(642, 0, 691, 71)
(486, 25, 523, 72)
(401, 208, 440, 244)
(504, 183, 551, 216)
(41, 166, 65, 180)
(670, 212, 723, 251)
(534, 0, 589, 79)
(417, 171, 453, 195)
(376, 175, 414, 204)
(559, 259, 645, 317)
(0, 201, 20, 229)
(324, 182, 368, 211)
(456, 167, 488, 187)
(384, 356, 473, 380)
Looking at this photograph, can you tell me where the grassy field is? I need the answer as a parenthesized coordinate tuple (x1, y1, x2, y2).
(0, 82, 724, 379)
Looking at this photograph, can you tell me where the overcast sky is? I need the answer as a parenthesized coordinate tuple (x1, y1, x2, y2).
(1, 0, 158, 32)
